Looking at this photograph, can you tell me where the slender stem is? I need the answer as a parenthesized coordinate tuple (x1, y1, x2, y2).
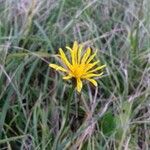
(53, 87, 74, 150)
(63, 87, 74, 131)
(118, 128, 127, 150)
(118, 101, 133, 150)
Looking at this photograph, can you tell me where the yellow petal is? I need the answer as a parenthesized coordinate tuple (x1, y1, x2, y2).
(76, 78, 83, 92)
(66, 46, 75, 65)
(85, 61, 99, 72)
(66, 46, 72, 51)
(73, 41, 78, 51)
(66, 46, 74, 65)
(59, 48, 72, 69)
(81, 47, 91, 64)
(87, 78, 97, 86)
(86, 50, 97, 64)
(49, 64, 67, 72)
(72, 41, 78, 65)
(78, 44, 83, 64)
(87, 65, 106, 73)
(63, 75, 72, 80)
(82, 72, 103, 78)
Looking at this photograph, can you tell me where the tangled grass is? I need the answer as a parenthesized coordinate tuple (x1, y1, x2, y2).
(0, 0, 149, 149)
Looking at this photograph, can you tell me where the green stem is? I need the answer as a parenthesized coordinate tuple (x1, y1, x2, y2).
(118, 101, 133, 150)
(53, 87, 74, 150)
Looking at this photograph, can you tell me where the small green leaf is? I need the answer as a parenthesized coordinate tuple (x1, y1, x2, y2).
(100, 112, 116, 136)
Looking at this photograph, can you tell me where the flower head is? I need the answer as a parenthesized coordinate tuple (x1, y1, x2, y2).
(49, 41, 106, 92)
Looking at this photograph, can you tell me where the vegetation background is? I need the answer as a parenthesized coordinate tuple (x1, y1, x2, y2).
(0, 0, 149, 149)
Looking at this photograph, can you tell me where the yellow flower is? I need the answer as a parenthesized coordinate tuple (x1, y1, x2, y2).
(49, 41, 106, 92)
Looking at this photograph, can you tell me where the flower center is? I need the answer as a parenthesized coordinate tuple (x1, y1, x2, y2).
(71, 64, 86, 78)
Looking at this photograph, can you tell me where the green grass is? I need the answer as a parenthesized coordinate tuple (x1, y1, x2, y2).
(0, 0, 150, 149)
